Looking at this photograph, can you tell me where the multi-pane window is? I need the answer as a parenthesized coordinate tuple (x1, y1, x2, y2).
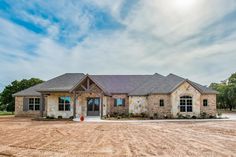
(58, 96, 71, 111)
(28, 98, 40, 111)
(180, 96, 192, 112)
(203, 99, 208, 106)
(114, 98, 125, 107)
(160, 99, 164, 107)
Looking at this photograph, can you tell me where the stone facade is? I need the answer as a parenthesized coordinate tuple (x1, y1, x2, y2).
(147, 94, 171, 118)
(47, 92, 74, 118)
(108, 94, 129, 115)
(129, 96, 148, 114)
(15, 81, 217, 118)
(15, 96, 44, 117)
(200, 94, 217, 116)
(170, 82, 201, 117)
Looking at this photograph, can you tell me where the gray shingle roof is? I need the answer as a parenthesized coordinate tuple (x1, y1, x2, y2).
(13, 73, 217, 97)
(90, 75, 154, 94)
(36, 73, 85, 92)
(12, 83, 43, 97)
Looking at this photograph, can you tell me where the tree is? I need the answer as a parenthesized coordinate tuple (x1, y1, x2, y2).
(228, 73, 236, 85)
(210, 73, 236, 110)
(0, 78, 43, 112)
(210, 83, 227, 109)
(224, 85, 236, 110)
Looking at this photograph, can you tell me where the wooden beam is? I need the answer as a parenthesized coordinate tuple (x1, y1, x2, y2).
(81, 84, 87, 91)
(89, 83, 96, 90)
(87, 78, 90, 90)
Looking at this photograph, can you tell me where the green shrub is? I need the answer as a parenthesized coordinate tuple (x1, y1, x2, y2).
(192, 115, 197, 119)
(154, 113, 158, 119)
(177, 113, 184, 119)
(164, 114, 168, 119)
(129, 113, 133, 118)
(209, 115, 216, 119)
(185, 115, 191, 119)
(46, 116, 55, 119)
(141, 112, 148, 118)
(58, 116, 63, 119)
(200, 112, 208, 119)
(217, 111, 222, 117)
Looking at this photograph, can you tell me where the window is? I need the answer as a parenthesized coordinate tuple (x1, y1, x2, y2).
(28, 98, 40, 111)
(114, 98, 125, 107)
(203, 99, 208, 106)
(160, 99, 164, 107)
(180, 96, 192, 112)
(58, 96, 71, 111)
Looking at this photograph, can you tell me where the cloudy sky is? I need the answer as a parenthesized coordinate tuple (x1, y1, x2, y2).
(0, 0, 236, 91)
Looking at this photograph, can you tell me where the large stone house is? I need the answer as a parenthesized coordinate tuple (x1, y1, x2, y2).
(13, 73, 217, 118)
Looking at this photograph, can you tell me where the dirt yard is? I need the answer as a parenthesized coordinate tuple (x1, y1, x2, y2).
(0, 117, 236, 157)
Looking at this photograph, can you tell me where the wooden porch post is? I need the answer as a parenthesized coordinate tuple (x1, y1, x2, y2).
(73, 91, 76, 118)
(40, 94, 45, 117)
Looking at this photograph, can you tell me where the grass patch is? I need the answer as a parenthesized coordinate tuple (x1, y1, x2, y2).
(0, 111, 14, 116)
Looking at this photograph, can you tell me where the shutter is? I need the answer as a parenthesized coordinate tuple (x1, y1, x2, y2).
(114, 99, 117, 107)
(123, 99, 125, 106)
(23, 97, 29, 111)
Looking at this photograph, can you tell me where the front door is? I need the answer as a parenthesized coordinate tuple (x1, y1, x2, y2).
(87, 98, 100, 116)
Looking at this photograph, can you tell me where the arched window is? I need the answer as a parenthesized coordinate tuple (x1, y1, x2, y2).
(180, 96, 192, 112)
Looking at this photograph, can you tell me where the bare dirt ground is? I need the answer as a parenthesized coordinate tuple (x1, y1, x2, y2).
(0, 117, 236, 157)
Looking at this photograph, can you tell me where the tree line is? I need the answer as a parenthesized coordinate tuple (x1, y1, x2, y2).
(210, 73, 236, 111)
(0, 78, 43, 112)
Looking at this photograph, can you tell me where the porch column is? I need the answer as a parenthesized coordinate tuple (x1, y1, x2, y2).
(100, 93, 103, 118)
(73, 91, 77, 118)
(40, 94, 45, 117)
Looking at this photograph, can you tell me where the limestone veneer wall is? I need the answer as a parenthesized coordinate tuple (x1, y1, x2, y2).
(170, 82, 201, 117)
(15, 96, 43, 117)
(47, 93, 74, 118)
(108, 94, 129, 114)
(200, 94, 217, 116)
(129, 96, 148, 114)
(147, 94, 171, 118)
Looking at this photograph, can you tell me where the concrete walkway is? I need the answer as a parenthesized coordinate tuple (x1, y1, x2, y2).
(73, 113, 236, 123)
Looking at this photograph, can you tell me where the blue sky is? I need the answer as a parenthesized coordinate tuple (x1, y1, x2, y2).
(0, 0, 236, 91)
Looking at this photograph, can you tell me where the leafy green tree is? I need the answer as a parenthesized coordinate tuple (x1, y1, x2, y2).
(224, 85, 236, 110)
(210, 73, 236, 110)
(228, 73, 236, 85)
(0, 78, 43, 112)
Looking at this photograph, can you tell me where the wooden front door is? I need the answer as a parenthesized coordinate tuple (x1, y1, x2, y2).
(87, 98, 100, 116)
